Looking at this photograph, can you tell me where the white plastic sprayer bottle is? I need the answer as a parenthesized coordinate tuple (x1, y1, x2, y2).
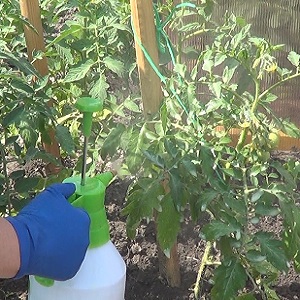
(28, 172, 126, 300)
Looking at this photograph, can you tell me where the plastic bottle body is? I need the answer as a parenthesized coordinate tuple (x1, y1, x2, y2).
(28, 241, 126, 300)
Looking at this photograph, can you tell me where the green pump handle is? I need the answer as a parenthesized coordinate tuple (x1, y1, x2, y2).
(75, 97, 103, 137)
(35, 172, 114, 287)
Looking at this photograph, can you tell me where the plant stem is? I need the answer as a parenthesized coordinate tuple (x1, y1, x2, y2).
(0, 142, 11, 216)
(221, 85, 246, 104)
(242, 167, 249, 240)
(182, 29, 210, 42)
(236, 127, 248, 151)
(194, 241, 212, 299)
(258, 72, 300, 101)
(251, 79, 261, 113)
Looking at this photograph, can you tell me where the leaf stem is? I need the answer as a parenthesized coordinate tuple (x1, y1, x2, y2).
(258, 72, 300, 101)
(194, 241, 212, 299)
(242, 167, 249, 240)
(221, 85, 245, 104)
(182, 29, 210, 42)
(251, 78, 260, 114)
(0, 141, 11, 216)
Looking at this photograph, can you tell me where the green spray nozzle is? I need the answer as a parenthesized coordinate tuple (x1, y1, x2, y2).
(75, 97, 103, 137)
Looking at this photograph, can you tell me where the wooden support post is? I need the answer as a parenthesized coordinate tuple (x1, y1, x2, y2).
(130, 0, 162, 116)
(130, 0, 181, 287)
(19, 0, 61, 174)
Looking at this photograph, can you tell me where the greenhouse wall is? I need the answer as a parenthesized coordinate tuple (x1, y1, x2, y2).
(167, 0, 300, 127)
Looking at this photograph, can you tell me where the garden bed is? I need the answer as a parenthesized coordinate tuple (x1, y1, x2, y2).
(1, 151, 300, 300)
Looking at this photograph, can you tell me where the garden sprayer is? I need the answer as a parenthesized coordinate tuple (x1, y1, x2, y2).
(28, 97, 126, 300)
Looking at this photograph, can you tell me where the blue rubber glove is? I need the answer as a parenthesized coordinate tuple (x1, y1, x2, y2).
(6, 183, 90, 281)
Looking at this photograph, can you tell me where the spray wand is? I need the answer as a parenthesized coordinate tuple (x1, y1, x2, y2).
(75, 97, 103, 186)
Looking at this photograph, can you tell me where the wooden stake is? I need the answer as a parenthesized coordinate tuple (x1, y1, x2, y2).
(130, 0, 181, 287)
(130, 0, 162, 116)
(19, 0, 60, 174)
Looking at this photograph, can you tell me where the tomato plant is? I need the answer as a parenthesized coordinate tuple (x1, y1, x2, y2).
(100, 4, 300, 299)
(0, 0, 135, 215)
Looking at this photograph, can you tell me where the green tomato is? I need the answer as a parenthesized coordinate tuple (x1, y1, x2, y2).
(268, 132, 280, 149)
(257, 150, 270, 162)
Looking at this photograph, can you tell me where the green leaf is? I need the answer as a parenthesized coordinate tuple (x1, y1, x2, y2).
(214, 53, 226, 66)
(169, 169, 184, 209)
(14, 177, 40, 193)
(143, 150, 164, 168)
(19, 120, 38, 148)
(25, 147, 39, 162)
(2, 105, 24, 127)
(200, 146, 227, 191)
(263, 285, 280, 300)
(236, 293, 256, 300)
(160, 103, 167, 133)
(230, 24, 251, 49)
(103, 57, 124, 77)
(203, 59, 213, 73)
(11, 79, 34, 95)
(164, 139, 177, 158)
(281, 120, 300, 138)
(89, 74, 109, 100)
(280, 203, 300, 263)
(201, 220, 238, 241)
(157, 193, 181, 256)
(101, 124, 126, 159)
(9, 170, 25, 180)
(54, 42, 74, 64)
(255, 192, 280, 217)
(246, 250, 266, 263)
(64, 59, 94, 83)
(222, 59, 239, 84)
(47, 24, 83, 48)
(197, 188, 218, 211)
(55, 125, 75, 154)
(122, 179, 163, 239)
(11, 196, 31, 211)
(236, 69, 251, 95)
(211, 81, 222, 98)
(202, 50, 213, 73)
(263, 93, 278, 103)
(125, 125, 148, 172)
(0, 51, 40, 78)
(5, 136, 18, 145)
(174, 63, 186, 78)
(255, 232, 288, 272)
(211, 258, 247, 300)
(287, 51, 300, 67)
(224, 193, 246, 215)
(181, 158, 197, 177)
(124, 98, 140, 112)
(251, 189, 264, 202)
(0, 195, 7, 206)
(271, 161, 296, 189)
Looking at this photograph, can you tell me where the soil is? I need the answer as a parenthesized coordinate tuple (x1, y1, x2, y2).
(1, 152, 300, 299)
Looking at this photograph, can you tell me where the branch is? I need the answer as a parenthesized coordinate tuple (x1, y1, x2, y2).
(258, 72, 300, 100)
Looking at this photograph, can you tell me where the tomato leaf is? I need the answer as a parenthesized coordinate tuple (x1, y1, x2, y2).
(157, 193, 181, 256)
(211, 257, 247, 300)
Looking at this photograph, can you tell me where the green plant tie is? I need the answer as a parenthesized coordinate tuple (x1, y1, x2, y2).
(154, 2, 197, 59)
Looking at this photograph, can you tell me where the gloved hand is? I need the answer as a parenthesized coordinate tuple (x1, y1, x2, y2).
(6, 183, 90, 281)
